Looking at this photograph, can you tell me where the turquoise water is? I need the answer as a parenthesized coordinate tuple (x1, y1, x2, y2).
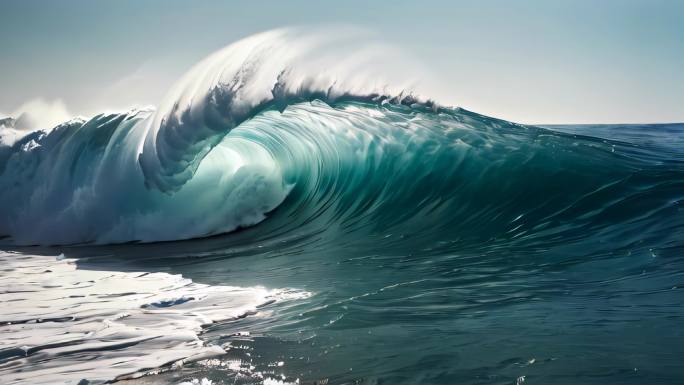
(1, 103, 683, 384)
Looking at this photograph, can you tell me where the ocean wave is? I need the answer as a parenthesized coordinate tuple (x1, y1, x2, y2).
(0, 30, 682, 248)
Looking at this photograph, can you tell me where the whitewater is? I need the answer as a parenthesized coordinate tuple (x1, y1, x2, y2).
(1, 29, 683, 385)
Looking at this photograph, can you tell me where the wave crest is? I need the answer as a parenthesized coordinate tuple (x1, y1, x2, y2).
(140, 28, 432, 192)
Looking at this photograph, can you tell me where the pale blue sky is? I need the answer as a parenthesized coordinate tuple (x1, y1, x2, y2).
(1, 0, 682, 124)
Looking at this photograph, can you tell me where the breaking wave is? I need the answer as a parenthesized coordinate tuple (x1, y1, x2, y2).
(0, 29, 682, 250)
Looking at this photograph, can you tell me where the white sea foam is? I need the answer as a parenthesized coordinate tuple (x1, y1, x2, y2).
(0, 99, 74, 146)
(0, 252, 310, 384)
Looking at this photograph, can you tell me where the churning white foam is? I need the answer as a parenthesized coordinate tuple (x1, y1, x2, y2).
(0, 252, 310, 385)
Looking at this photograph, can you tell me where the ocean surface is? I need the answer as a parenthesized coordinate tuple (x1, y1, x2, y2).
(1, 30, 683, 385)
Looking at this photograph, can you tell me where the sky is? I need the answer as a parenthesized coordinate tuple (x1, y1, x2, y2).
(0, 0, 682, 124)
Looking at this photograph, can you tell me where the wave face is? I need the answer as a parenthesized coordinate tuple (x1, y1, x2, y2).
(1, 102, 682, 247)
